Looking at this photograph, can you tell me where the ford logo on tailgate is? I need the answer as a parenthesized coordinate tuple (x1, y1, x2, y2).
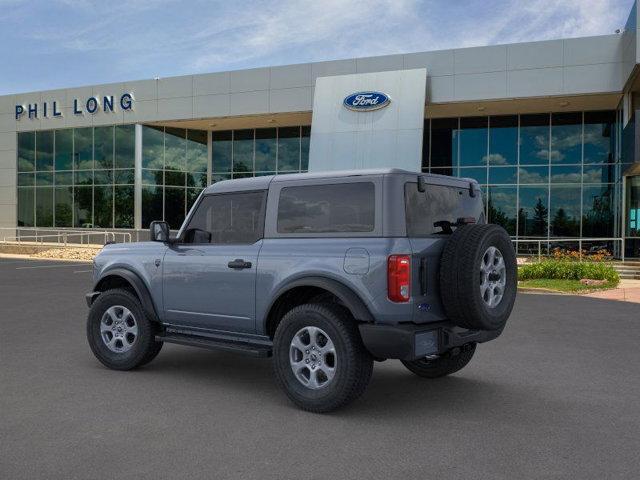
(343, 91, 390, 111)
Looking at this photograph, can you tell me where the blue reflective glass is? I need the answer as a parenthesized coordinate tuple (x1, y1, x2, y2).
(142, 126, 164, 170)
(487, 186, 517, 235)
(458, 167, 487, 185)
(584, 164, 615, 183)
(36, 130, 54, 171)
(35, 187, 54, 227)
(277, 127, 300, 172)
(18, 172, 34, 187)
(582, 184, 614, 237)
(74, 128, 93, 170)
(301, 126, 310, 171)
(519, 114, 549, 165)
(519, 166, 548, 184)
(17, 188, 34, 226)
(255, 128, 277, 172)
(115, 125, 135, 169)
(518, 186, 548, 237)
(584, 111, 615, 164)
(233, 130, 253, 173)
(55, 129, 73, 171)
(18, 132, 35, 172)
(550, 165, 581, 183)
(54, 186, 73, 227)
(165, 128, 186, 171)
(488, 116, 517, 166)
(186, 130, 208, 173)
(74, 186, 92, 227)
(114, 185, 134, 228)
(488, 166, 517, 184)
(35, 172, 53, 186)
(550, 185, 581, 237)
(94, 126, 114, 169)
(212, 131, 232, 173)
(551, 113, 581, 164)
(430, 118, 457, 169)
(93, 185, 113, 228)
(458, 117, 487, 167)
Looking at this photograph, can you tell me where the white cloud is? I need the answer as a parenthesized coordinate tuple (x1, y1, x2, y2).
(483, 153, 508, 165)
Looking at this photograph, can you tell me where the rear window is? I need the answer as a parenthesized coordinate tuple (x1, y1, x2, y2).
(405, 182, 472, 236)
(277, 182, 375, 234)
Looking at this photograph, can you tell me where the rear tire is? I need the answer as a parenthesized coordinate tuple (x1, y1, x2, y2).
(273, 303, 373, 413)
(401, 344, 476, 378)
(86, 288, 162, 371)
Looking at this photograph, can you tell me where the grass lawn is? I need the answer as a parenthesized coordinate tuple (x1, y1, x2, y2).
(518, 278, 618, 293)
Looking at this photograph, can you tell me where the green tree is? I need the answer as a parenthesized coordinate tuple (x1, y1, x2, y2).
(532, 198, 548, 236)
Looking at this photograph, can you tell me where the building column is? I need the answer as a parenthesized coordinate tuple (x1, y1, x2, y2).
(134, 124, 142, 230)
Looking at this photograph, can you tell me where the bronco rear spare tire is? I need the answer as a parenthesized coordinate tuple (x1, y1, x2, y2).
(440, 224, 516, 331)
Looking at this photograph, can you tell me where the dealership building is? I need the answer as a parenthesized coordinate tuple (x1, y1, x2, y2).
(3, 3, 640, 256)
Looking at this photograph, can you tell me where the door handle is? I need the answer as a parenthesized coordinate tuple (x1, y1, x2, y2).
(228, 259, 252, 269)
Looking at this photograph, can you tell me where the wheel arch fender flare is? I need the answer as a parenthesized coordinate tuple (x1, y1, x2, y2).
(93, 268, 160, 322)
(263, 275, 375, 331)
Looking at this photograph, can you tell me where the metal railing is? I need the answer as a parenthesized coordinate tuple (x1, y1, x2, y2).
(0, 228, 132, 247)
(512, 237, 625, 261)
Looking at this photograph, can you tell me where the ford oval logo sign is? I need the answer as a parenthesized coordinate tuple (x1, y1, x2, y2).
(343, 91, 390, 111)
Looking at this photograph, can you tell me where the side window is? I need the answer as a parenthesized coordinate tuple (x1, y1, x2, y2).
(184, 191, 266, 244)
(277, 182, 375, 234)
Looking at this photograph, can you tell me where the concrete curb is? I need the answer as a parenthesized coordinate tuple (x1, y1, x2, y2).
(0, 253, 93, 263)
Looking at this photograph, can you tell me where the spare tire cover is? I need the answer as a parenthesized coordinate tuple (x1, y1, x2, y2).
(439, 224, 517, 331)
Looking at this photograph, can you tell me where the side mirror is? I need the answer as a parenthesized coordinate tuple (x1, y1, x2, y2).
(150, 221, 170, 242)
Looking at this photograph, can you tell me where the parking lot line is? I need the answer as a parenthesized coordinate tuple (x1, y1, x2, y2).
(15, 263, 87, 270)
(73, 269, 92, 274)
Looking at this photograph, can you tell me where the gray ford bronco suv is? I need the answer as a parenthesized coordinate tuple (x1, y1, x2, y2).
(86, 169, 517, 412)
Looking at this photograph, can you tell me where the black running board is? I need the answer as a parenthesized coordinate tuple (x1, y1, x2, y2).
(156, 333, 272, 358)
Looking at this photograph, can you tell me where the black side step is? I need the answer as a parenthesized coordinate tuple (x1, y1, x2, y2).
(156, 333, 272, 358)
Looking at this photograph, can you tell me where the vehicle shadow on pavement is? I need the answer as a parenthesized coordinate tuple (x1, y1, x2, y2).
(118, 345, 539, 418)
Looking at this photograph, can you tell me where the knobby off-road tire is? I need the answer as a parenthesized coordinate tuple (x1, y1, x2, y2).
(401, 343, 476, 378)
(87, 288, 163, 371)
(440, 224, 517, 331)
(273, 303, 373, 413)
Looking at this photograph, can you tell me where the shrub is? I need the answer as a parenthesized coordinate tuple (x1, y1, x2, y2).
(518, 260, 619, 285)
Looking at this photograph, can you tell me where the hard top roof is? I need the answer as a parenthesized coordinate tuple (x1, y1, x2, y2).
(203, 168, 476, 194)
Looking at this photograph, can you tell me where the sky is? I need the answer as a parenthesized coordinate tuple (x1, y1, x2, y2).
(0, 0, 636, 95)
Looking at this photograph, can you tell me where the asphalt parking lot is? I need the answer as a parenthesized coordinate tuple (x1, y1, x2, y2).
(1, 257, 639, 480)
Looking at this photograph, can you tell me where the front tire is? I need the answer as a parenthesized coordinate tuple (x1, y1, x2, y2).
(87, 288, 163, 371)
(273, 303, 373, 413)
(401, 343, 476, 378)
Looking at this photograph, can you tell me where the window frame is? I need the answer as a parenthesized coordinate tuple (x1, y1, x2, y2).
(266, 177, 383, 238)
(179, 189, 268, 245)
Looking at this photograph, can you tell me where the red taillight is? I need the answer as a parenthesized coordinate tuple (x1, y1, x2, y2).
(388, 255, 411, 302)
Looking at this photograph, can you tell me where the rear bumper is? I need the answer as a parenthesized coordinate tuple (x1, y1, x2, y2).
(358, 321, 503, 361)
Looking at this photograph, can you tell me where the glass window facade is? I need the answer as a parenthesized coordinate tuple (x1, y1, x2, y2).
(17, 124, 310, 231)
(211, 126, 310, 181)
(15, 112, 618, 247)
(17, 125, 135, 228)
(141, 126, 208, 229)
(424, 111, 620, 245)
(141, 125, 310, 229)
